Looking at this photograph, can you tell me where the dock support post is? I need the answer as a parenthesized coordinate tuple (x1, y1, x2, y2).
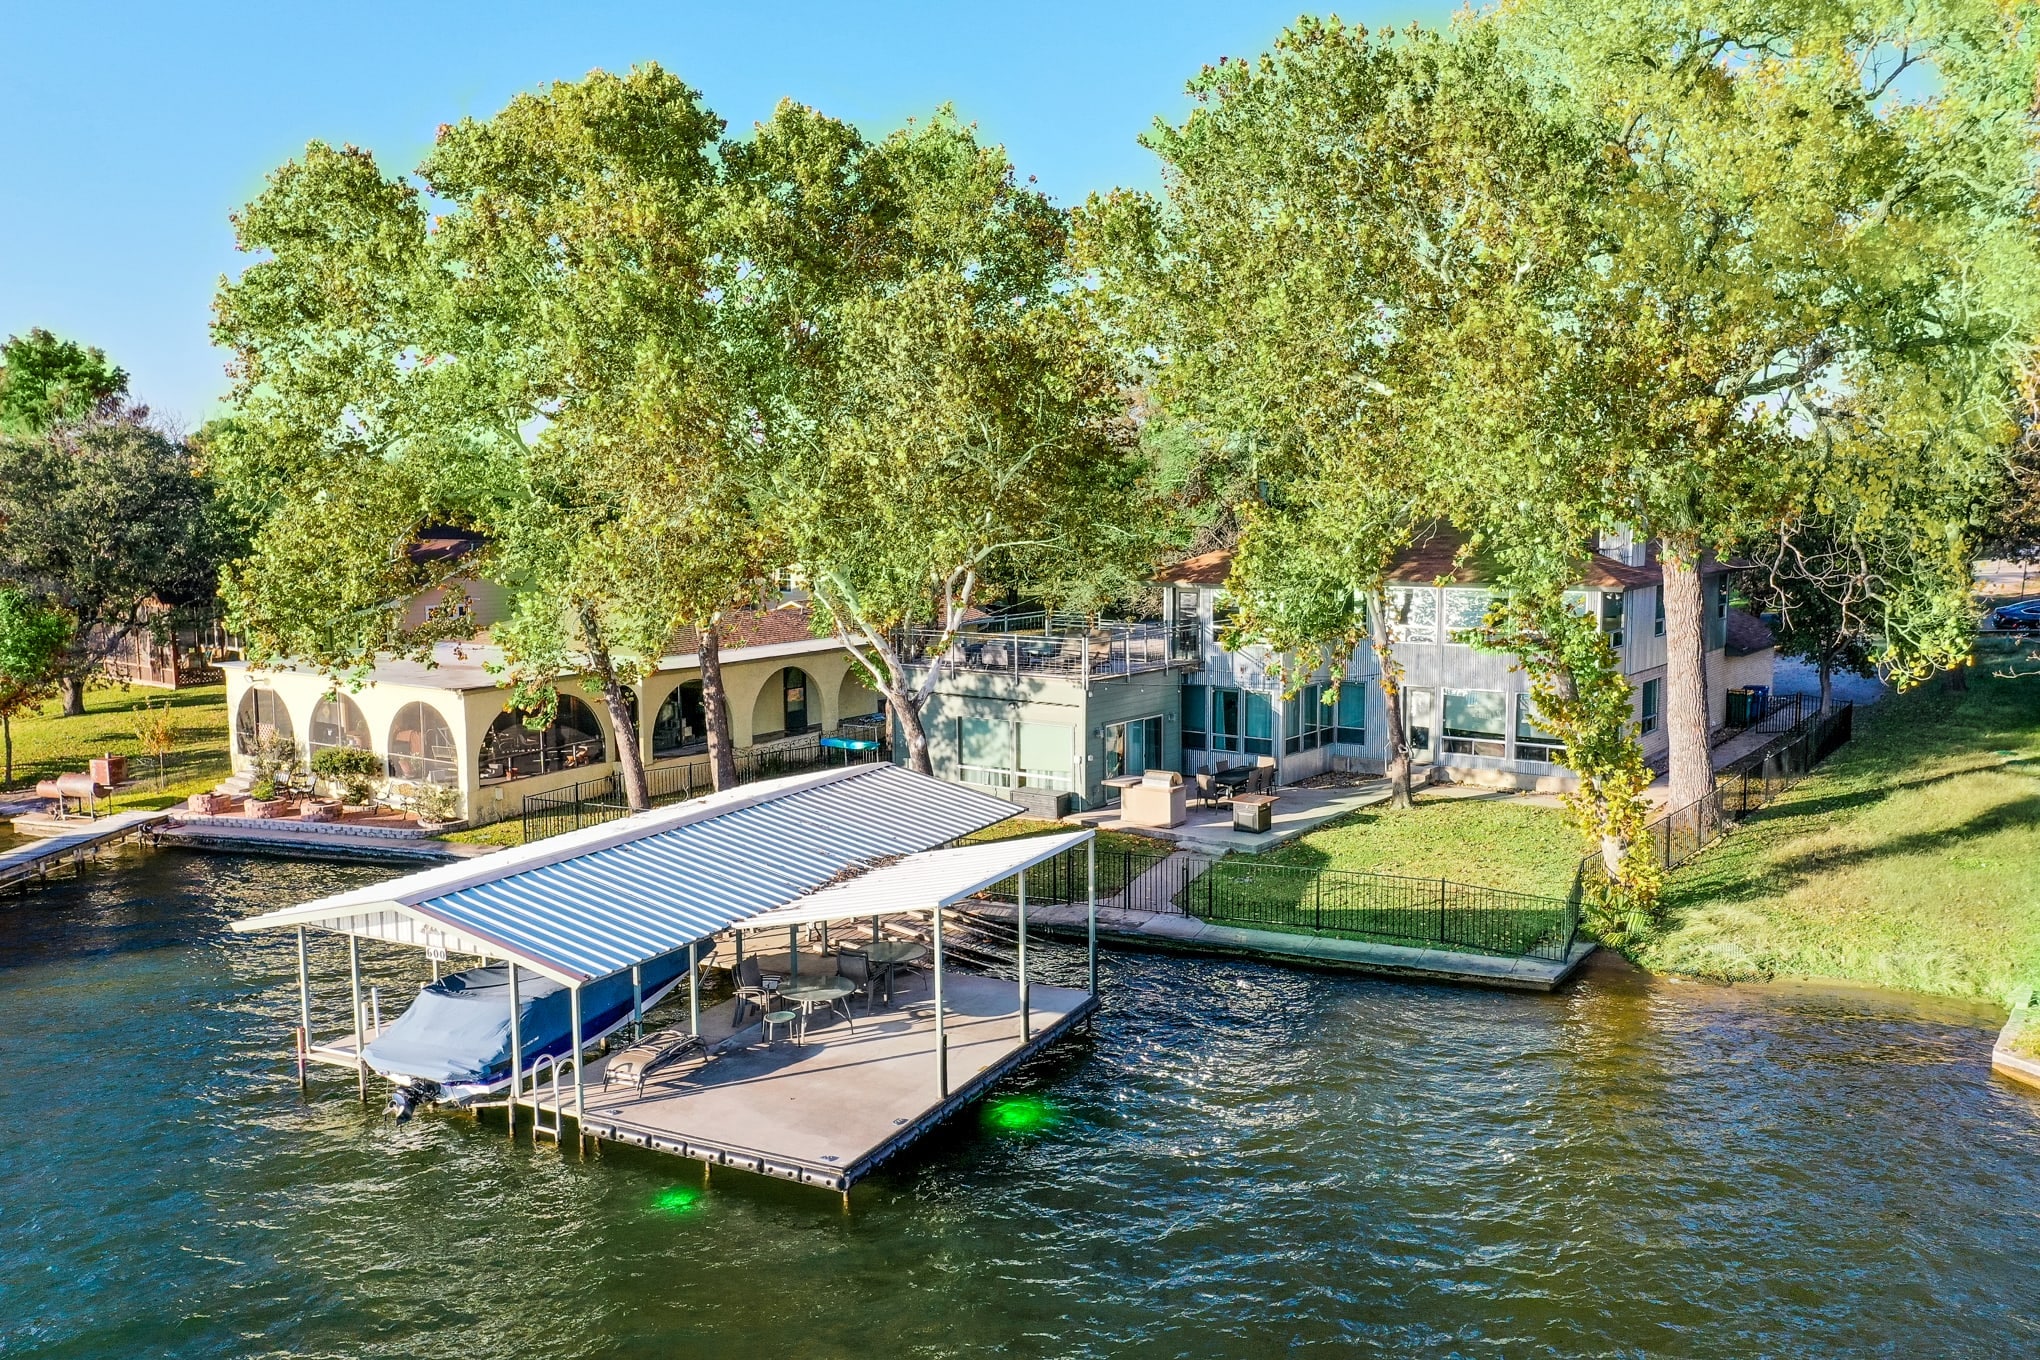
(687, 941, 700, 1038)
(1018, 866, 1030, 1042)
(631, 964, 643, 1041)
(347, 934, 365, 1101)
(570, 983, 586, 1153)
(933, 906, 948, 1098)
(506, 962, 522, 1138)
(295, 927, 312, 1090)
(1086, 838, 1097, 997)
(789, 925, 799, 984)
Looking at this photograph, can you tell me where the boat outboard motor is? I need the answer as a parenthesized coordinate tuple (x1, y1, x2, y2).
(384, 1082, 436, 1123)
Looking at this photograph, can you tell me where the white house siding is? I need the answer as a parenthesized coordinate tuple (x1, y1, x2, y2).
(222, 636, 869, 827)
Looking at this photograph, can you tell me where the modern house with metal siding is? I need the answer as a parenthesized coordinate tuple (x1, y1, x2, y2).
(906, 527, 1762, 807)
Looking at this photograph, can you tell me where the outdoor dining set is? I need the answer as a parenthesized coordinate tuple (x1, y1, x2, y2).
(729, 936, 930, 1045)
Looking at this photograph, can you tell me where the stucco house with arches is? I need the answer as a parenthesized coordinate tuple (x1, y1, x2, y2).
(220, 602, 881, 827)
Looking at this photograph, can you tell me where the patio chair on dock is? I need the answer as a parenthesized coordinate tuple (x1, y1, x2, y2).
(835, 951, 880, 1015)
(603, 1028, 706, 1098)
(733, 956, 780, 1026)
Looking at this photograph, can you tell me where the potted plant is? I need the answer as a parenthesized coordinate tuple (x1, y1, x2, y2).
(244, 777, 288, 819)
(310, 747, 383, 811)
(410, 782, 464, 831)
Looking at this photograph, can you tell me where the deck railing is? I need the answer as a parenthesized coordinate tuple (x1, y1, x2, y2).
(899, 613, 1184, 683)
(520, 733, 885, 842)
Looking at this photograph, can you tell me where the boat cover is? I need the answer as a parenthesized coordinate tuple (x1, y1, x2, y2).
(363, 950, 692, 1089)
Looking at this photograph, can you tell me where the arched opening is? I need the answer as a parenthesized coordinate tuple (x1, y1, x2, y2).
(751, 667, 814, 741)
(307, 692, 371, 755)
(387, 702, 459, 786)
(478, 694, 607, 782)
(652, 681, 707, 757)
(235, 688, 293, 754)
(837, 668, 880, 727)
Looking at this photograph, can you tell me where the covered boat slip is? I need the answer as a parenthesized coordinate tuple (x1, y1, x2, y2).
(230, 764, 1102, 1192)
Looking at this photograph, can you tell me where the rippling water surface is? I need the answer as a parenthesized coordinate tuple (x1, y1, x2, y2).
(2, 849, 2036, 1358)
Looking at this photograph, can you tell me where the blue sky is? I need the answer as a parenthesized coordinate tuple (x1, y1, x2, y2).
(2, 2, 1448, 427)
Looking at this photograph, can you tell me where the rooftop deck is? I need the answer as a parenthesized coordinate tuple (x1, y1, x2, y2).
(901, 613, 1194, 683)
(537, 972, 1095, 1191)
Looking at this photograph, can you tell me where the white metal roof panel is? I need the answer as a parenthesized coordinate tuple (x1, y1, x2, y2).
(736, 829, 1094, 930)
(231, 764, 1021, 983)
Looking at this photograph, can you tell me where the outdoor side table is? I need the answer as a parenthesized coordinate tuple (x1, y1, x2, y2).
(762, 1009, 799, 1045)
(1231, 792, 1276, 833)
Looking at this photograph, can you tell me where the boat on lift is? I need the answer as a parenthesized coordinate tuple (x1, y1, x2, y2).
(364, 947, 696, 1110)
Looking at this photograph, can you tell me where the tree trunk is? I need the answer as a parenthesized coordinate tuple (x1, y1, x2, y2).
(3, 713, 11, 785)
(1369, 591, 1413, 809)
(1659, 535, 1712, 811)
(895, 696, 934, 776)
(698, 620, 738, 791)
(58, 674, 86, 717)
(1817, 651, 1834, 715)
(578, 606, 650, 812)
(1948, 658, 1969, 693)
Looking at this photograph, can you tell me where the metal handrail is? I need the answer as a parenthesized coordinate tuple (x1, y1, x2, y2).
(526, 1053, 575, 1145)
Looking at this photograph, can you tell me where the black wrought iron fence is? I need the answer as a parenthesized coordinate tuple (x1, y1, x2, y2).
(520, 734, 882, 841)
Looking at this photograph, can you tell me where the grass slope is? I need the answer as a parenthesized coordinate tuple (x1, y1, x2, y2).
(2, 683, 229, 810)
(1258, 790, 1584, 899)
(1646, 667, 2040, 1003)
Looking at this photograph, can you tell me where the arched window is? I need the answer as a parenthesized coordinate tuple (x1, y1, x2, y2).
(478, 694, 607, 782)
(308, 692, 371, 755)
(387, 702, 459, 786)
(652, 681, 707, 757)
(235, 688, 294, 754)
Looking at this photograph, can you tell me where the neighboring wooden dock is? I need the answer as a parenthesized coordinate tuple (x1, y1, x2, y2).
(0, 810, 172, 891)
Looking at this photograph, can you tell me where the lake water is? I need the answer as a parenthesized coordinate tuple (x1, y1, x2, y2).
(3, 848, 2036, 1358)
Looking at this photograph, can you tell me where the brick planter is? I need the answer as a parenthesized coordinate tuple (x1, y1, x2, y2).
(186, 792, 233, 815)
(245, 797, 291, 819)
(298, 801, 341, 824)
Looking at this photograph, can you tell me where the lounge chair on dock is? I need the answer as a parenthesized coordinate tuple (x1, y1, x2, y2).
(602, 1028, 706, 1098)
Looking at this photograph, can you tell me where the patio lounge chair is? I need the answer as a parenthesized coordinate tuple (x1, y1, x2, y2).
(602, 1027, 706, 1098)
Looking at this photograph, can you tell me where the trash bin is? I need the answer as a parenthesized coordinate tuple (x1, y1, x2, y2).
(1726, 688, 1755, 728)
(1231, 792, 1275, 833)
(1747, 684, 1770, 720)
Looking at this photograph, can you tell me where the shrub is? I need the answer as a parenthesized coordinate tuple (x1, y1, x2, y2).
(310, 746, 381, 779)
(412, 782, 462, 824)
(248, 778, 278, 802)
(252, 732, 301, 789)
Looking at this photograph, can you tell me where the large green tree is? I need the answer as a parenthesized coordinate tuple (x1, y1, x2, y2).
(0, 329, 127, 436)
(0, 588, 71, 784)
(1486, 0, 2040, 810)
(1078, 19, 1606, 807)
(0, 409, 223, 714)
(732, 105, 1153, 774)
(216, 67, 766, 809)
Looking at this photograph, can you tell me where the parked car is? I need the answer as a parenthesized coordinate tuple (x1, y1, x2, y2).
(1989, 600, 2040, 630)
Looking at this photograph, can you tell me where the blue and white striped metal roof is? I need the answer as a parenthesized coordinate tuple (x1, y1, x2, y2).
(231, 764, 1021, 984)
(737, 829, 1094, 930)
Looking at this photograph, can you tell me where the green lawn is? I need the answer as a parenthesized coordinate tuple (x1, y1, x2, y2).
(1256, 790, 1586, 899)
(2, 683, 230, 811)
(1644, 666, 2040, 1004)
(957, 817, 1172, 899)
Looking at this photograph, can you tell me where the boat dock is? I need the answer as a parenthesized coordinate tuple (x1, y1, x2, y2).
(538, 975, 1095, 1191)
(0, 809, 172, 891)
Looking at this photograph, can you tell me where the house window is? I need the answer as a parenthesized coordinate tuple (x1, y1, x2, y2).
(1443, 589, 1493, 643)
(1640, 677, 1662, 735)
(235, 688, 294, 754)
(1210, 590, 1238, 634)
(387, 702, 458, 786)
(1284, 683, 1332, 754)
(1244, 692, 1274, 756)
(1406, 687, 1436, 760)
(308, 692, 370, 755)
(1600, 592, 1626, 649)
(1181, 684, 1208, 751)
(1334, 683, 1365, 745)
(1442, 689, 1507, 757)
(651, 682, 707, 757)
(1103, 715, 1164, 783)
(958, 714, 1073, 790)
(1514, 694, 1564, 765)
(1653, 586, 1666, 638)
(1211, 687, 1242, 752)
(1171, 589, 1201, 659)
(1387, 588, 1438, 644)
(479, 695, 606, 782)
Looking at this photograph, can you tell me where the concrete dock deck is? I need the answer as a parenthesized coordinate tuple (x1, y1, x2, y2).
(538, 972, 1095, 1191)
